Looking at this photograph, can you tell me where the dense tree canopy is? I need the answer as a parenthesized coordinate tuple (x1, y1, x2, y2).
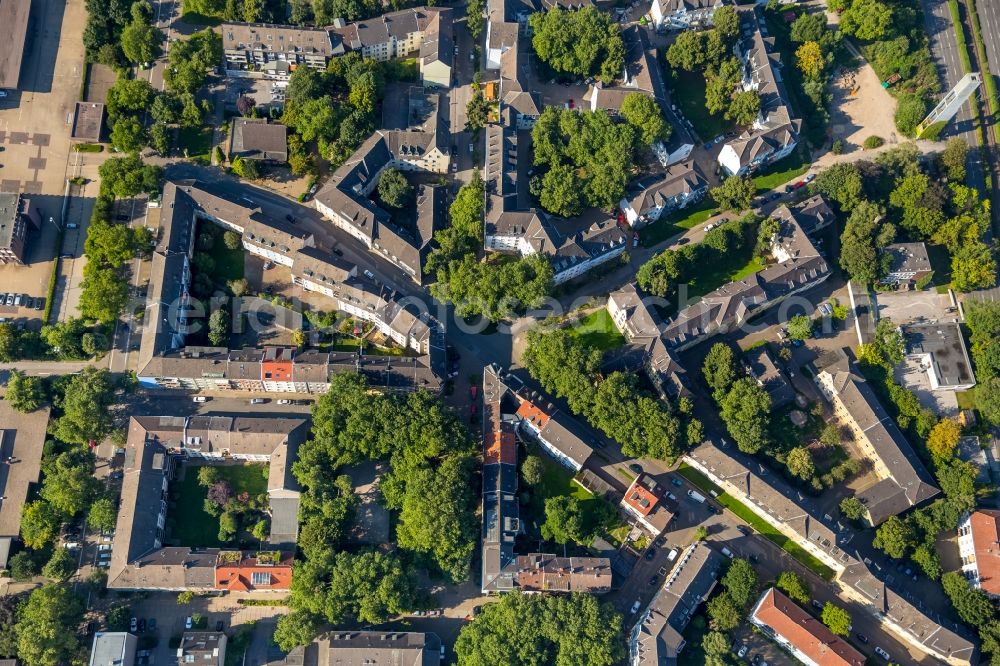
(14, 584, 85, 666)
(839, 200, 895, 283)
(51, 367, 116, 445)
(620, 93, 671, 146)
(718, 378, 771, 454)
(531, 106, 638, 216)
(5, 370, 45, 412)
(522, 329, 697, 462)
(711, 176, 755, 212)
(164, 29, 221, 94)
(453, 593, 624, 666)
(529, 8, 625, 82)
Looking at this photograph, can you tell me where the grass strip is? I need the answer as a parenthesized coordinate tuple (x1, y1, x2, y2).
(42, 228, 64, 325)
(948, 0, 974, 73)
(677, 463, 836, 580)
(967, 0, 999, 116)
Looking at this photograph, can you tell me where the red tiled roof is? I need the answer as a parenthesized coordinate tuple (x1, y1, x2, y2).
(752, 589, 865, 666)
(214, 553, 294, 591)
(622, 474, 661, 517)
(515, 401, 550, 428)
(971, 510, 1000, 596)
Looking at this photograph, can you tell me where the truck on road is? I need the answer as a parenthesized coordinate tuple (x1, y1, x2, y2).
(687, 489, 706, 504)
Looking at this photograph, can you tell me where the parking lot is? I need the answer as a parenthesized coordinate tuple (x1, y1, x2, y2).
(875, 289, 959, 325)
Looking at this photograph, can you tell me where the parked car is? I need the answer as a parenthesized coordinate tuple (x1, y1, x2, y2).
(276, 399, 292, 405)
(720, 546, 734, 558)
(647, 574, 658, 586)
(130, 618, 138, 632)
(667, 548, 679, 562)
(628, 463, 643, 474)
(66, 223, 79, 229)
(737, 525, 751, 536)
(874, 646, 890, 660)
(629, 600, 641, 614)
(855, 633, 869, 644)
(193, 396, 208, 403)
(34, 297, 44, 310)
(215, 621, 224, 631)
(249, 398, 267, 404)
(185, 617, 193, 630)
(670, 478, 683, 488)
(644, 549, 655, 561)
(137, 619, 146, 633)
(811, 599, 823, 610)
(804, 173, 817, 184)
(737, 645, 748, 658)
(148, 619, 156, 632)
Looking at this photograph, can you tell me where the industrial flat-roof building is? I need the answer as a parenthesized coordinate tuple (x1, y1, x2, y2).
(0, 0, 30, 90)
(89, 633, 138, 666)
(71, 102, 106, 142)
(904, 322, 976, 391)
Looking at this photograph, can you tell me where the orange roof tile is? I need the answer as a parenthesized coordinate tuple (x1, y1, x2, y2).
(515, 400, 550, 428)
(752, 589, 865, 666)
(971, 510, 1000, 596)
(623, 474, 661, 517)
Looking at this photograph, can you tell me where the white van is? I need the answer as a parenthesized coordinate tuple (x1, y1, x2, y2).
(666, 548, 679, 562)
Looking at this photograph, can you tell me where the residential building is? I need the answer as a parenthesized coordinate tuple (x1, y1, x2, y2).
(313, 90, 448, 283)
(620, 473, 675, 536)
(583, 26, 668, 114)
(958, 509, 1000, 597)
(606, 284, 692, 401)
(0, 402, 51, 568)
(629, 542, 725, 665)
(485, 0, 527, 70)
(838, 559, 976, 666)
(660, 214, 828, 351)
(771, 195, 835, 237)
(229, 118, 288, 163)
(139, 347, 444, 395)
(135, 180, 445, 392)
(330, 8, 447, 62)
(882, 242, 932, 287)
(417, 8, 453, 87)
(0, 0, 30, 90)
(749, 588, 865, 666)
(514, 399, 595, 471)
(480, 365, 612, 594)
(282, 632, 442, 666)
(513, 553, 613, 592)
(649, 0, 727, 30)
(0, 192, 41, 264)
(619, 161, 707, 228)
(816, 350, 939, 525)
(684, 440, 977, 666)
(178, 633, 227, 666)
(106, 415, 308, 590)
(89, 633, 138, 666)
(221, 23, 341, 78)
(482, 101, 627, 283)
(718, 7, 800, 176)
(743, 344, 795, 409)
(904, 322, 976, 391)
(214, 550, 294, 591)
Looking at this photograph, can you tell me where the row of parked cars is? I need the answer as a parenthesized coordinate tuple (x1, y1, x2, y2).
(0, 292, 44, 310)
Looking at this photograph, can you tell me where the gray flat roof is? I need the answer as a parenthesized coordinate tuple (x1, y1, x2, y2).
(72, 102, 105, 142)
(0, 0, 30, 89)
(905, 322, 975, 389)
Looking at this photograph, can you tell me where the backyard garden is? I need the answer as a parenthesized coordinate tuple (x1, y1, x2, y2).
(168, 462, 271, 548)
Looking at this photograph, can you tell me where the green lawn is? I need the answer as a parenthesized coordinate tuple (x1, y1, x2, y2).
(957, 390, 977, 411)
(177, 126, 214, 163)
(200, 223, 245, 284)
(752, 149, 809, 193)
(170, 463, 268, 548)
(639, 198, 719, 248)
(677, 463, 836, 580)
(535, 449, 595, 503)
(672, 70, 732, 140)
(686, 250, 765, 300)
(569, 310, 625, 351)
(180, 0, 223, 24)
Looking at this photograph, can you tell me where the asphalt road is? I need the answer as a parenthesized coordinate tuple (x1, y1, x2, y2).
(920, 0, 987, 191)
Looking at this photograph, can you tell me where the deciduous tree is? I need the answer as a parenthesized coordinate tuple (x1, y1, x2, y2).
(821, 603, 852, 636)
(776, 571, 810, 604)
(872, 515, 916, 559)
(620, 93, 671, 145)
(711, 176, 755, 212)
(6, 370, 45, 412)
(14, 584, 85, 666)
(719, 378, 771, 454)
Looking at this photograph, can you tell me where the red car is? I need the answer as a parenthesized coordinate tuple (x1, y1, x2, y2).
(470, 385, 478, 400)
